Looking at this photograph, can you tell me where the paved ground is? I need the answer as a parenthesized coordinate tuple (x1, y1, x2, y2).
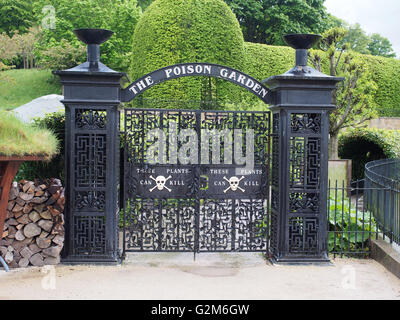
(0, 253, 400, 300)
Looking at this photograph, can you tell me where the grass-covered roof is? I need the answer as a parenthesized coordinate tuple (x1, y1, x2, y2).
(0, 110, 59, 159)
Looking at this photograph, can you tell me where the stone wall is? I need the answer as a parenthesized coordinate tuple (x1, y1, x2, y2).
(369, 117, 400, 130)
(1, 179, 65, 268)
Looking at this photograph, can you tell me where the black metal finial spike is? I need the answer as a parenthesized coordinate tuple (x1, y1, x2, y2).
(73, 29, 114, 71)
(283, 34, 322, 67)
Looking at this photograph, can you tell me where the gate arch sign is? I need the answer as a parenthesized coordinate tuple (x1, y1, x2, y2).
(121, 63, 271, 103)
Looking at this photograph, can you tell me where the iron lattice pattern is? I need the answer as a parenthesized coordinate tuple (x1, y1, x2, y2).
(124, 198, 267, 252)
(123, 108, 271, 253)
(287, 112, 322, 255)
(71, 108, 109, 256)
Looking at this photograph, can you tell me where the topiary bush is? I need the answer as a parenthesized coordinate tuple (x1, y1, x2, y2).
(339, 128, 400, 180)
(130, 0, 246, 106)
(129, 1, 400, 115)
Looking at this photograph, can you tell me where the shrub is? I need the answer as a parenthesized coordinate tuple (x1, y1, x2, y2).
(33, 0, 141, 72)
(0, 61, 13, 71)
(15, 112, 65, 182)
(241, 42, 294, 104)
(339, 128, 400, 180)
(36, 39, 86, 70)
(129, 2, 400, 114)
(328, 195, 376, 255)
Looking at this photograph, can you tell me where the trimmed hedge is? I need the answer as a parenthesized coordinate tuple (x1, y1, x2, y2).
(130, 0, 245, 105)
(243, 42, 294, 81)
(339, 128, 400, 180)
(242, 42, 294, 104)
(129, 1, 400, 114)
(242, 42, 400, 115)
(357, 54, 400, 117)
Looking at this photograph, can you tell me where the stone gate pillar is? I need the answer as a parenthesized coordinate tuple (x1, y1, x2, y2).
(54, 29, 124, 264)
(264, 34, 343, 264)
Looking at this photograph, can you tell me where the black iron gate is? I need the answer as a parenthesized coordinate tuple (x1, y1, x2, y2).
(56, 29, 341, 264)
(122, 108, 271, 254)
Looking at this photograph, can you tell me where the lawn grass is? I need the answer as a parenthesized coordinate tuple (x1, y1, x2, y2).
(0, 110, 59, 158)
(0, 69, 61, 111)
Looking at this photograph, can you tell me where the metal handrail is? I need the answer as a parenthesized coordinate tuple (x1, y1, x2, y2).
(365, 159, 400, 192)
(365, 159, 400, 246)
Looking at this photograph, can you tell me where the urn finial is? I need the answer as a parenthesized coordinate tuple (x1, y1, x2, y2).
(283, 34, 322, 67)
(73, 29, 114, 71)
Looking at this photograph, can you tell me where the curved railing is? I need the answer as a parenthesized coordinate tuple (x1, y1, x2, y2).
(364, 159, 400, 245)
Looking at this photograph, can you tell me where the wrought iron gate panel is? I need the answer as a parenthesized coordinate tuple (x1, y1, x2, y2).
(123, 108, 271, 254)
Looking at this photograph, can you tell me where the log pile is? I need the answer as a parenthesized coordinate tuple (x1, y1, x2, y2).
(0, 179, 65, 268)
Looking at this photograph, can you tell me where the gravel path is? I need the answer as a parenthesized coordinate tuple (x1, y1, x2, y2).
(0, 253, 399, 300)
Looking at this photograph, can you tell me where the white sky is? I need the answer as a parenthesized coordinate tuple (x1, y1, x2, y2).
(324, 0, 400, 57)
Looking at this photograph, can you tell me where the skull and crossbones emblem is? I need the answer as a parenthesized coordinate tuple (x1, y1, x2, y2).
(149, 175, 172, 192)
(223, 176, 245, 193)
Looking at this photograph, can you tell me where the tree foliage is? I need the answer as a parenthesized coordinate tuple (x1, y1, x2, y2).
(336, 23, 397, 58)
(32, 0, 141, 71)
(0, 27, 40, 69)
(309, 27, 378, 159)
(368, 33, 396, 58)
(224, 0, 329, 45)
(37, 39, 86, 70)
(340, 23, 370, 55)
(0, 0, 34, 36)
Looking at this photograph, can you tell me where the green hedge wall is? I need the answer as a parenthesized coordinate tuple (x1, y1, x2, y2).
(356, 55, 400, 117)
(129, 0, 400, 114)
(242, 42, 400, 115)
(130, 0, 245, 105)
(242, 42, 294, 104)
(339, 128, 400, 180)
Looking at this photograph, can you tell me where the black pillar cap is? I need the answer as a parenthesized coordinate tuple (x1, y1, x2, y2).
(283, 34, 322, 50)
(74, 28, 114, 45)
(262, 33, 344, 82)
(53, 28, 126, 77)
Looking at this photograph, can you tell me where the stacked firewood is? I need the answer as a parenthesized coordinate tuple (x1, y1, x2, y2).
(0, 179, 65, 268)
